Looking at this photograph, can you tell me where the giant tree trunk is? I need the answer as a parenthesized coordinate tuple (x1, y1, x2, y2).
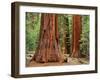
(31, 13, 63, 63)
(71, 15, 82, 58)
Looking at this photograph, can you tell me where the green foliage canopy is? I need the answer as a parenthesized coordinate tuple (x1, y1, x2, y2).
(26, 12, 41, 51)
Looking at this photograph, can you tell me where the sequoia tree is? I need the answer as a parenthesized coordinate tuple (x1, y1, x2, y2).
(31, 13, 63, 63)
(71, 15, 82, 58)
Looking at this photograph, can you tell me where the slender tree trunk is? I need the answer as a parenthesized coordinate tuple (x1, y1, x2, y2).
(61, 16, 67, 55)
(31, 13, 63, 63)
(65, 16, 70, 54)
(71, 15, 82, 58)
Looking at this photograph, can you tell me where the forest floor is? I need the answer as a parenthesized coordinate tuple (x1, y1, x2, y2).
(26, 52, 89, 67)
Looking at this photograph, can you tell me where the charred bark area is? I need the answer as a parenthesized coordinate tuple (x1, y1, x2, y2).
(31, 13, 63, 63)
(71, 15, 82, 58)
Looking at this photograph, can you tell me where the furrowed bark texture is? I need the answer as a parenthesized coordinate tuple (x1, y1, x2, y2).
(31, 13, 63, 63)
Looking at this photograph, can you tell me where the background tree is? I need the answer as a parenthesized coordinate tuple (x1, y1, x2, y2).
(58, 15, 72, 55)
(80, 15, 89, 58)
(26, 12, 41, 52)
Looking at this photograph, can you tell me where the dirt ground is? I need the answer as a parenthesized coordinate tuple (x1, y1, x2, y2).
(26, 53, 89, 67)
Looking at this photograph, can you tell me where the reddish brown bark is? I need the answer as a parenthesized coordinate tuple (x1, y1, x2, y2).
(71, 15, 82, 58)
(31, 13, 63, 63)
